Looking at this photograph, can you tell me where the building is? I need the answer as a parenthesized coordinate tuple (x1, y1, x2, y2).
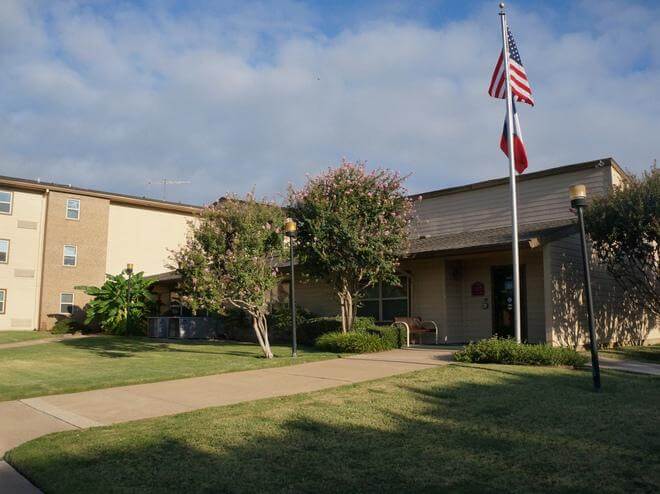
(290, 158, 659, 346)
(3, 157, 657, 346)
(0, 175, 201, 331)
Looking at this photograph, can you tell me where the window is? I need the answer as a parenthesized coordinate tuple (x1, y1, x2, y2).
(0, 289, 5, 314)
(60, 293, 74, 314)
(0, 190, 12, 214)
(0, 239, 8, 263)
(63, 245, 77, 266)
(357, 276, 410, 322)
(66, 198, 80, 220)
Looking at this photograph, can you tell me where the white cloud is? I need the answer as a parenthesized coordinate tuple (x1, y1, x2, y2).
(0, 0, 658, 205)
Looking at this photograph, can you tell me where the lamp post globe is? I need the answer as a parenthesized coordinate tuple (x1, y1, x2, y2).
(284, 218, 298, 357)
(569, 185, 601, 390)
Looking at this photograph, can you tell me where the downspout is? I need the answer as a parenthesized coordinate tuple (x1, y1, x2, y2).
(35, 188, 50, 330)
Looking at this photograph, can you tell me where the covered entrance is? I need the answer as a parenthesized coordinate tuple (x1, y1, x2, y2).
(491, 265, 528, 341)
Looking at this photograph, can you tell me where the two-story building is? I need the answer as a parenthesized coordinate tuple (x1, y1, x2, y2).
(0, 176, 201, 331)
(291, 158, 658, 347)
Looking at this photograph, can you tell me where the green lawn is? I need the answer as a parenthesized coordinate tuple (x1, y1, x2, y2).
(0, 336, 337, 401)
(0, 331, 54, 345)
(601, 344, 660, 363)
(7, 365, 659, 493)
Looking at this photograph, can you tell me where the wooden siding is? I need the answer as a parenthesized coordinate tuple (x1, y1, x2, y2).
(546, 234, 659, 346)
(400, 258, 445, 341)
(413, 166, 611, 237)
(442, 249, 545, 343)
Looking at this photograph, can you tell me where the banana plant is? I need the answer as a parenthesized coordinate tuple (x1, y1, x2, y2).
(77, 270, 156, 335)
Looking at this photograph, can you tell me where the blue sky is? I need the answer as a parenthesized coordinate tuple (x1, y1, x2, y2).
(1, 0, 659, 204)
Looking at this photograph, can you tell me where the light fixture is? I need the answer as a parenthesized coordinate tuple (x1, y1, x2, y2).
(284, 218, 297, 237)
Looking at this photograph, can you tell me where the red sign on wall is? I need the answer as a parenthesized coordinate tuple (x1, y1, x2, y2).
(471, 281, 485, 297)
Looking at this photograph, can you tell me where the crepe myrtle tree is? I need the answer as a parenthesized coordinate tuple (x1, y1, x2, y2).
(584, 167, 659, 316)
(171, 194, 286, 358)
(289, 160, 415, 333)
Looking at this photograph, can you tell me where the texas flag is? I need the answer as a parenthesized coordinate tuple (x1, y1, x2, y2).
(500, 101, 528, 173)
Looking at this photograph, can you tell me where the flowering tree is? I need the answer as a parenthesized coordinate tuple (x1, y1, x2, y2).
(289, 160, 414, 332)
(171, 195, 286, 358)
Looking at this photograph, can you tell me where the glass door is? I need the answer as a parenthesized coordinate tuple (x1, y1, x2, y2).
(491, 265, 527, 340)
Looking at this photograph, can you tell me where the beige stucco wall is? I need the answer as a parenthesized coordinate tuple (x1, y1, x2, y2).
(106, 203, 194, 277)
(39, 191, 110, 330)
(546, 234, 659, 347)
(0, 188, 45, 330)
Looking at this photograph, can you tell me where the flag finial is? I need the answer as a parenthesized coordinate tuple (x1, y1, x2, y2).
(499, 3, 505, 11)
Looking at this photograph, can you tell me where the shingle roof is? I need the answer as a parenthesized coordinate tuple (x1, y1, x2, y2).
(406, 219, 576, 257)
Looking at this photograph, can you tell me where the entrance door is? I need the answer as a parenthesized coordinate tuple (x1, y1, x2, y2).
(491, 265, 527, 340)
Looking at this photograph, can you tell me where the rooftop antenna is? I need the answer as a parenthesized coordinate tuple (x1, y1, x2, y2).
(146, 179, 191, 200)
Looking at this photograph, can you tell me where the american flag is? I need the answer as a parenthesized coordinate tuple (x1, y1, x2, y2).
(488, 27, 534, 106)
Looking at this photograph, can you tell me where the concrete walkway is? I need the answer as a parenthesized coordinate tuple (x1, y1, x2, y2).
(0, 334, 90, 351)
(1, 348, 453, 458)
(597, 356, 660, 376)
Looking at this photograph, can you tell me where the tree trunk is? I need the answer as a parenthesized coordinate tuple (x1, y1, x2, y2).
(338, 286, 354, 333)
(251, 311, 274, 358)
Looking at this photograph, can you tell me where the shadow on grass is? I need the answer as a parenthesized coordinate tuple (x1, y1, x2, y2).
(58, 336, 323, 359)
(7, 367, 659, 494)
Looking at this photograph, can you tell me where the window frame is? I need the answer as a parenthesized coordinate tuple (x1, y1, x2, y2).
(0, 289, 6, 314)
(63, 245, 78, 267)
(0, 190, 13, 215)
(0, 239, 9, 264)
(59, 292, 74, 314)
(359, 275, 411, 322)
(66, 198, 81, 221)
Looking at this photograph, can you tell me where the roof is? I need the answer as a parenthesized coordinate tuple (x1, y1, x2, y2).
(0, 175, 203, 214)
(415, 157, 625, 200)
(406, 219, 577, 258)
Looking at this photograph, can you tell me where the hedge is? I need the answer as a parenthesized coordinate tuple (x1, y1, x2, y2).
(453, 338, 588, 367)
(314, 320, 406, 354)
(315, 331, 387, 353)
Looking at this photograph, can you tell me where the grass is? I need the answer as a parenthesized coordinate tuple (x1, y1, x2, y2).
(6, 365, 659, 494)
(0, 336, 337, 401)
(601, 344, 660, 363)
(0, 331, 54, 345)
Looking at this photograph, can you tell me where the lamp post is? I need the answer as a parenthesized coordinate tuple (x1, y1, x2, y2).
(569, 185, 601, 391)
(126, 263, 134, 336)
(284, 218, 298, 357)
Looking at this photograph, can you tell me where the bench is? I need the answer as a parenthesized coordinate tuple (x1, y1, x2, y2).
(393, 317, 440, 347)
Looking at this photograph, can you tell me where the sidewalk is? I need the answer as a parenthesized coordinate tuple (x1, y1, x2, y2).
(0, 348, 453, 457)
(0, 334, 90, 351)
(597, 356, 660, 376)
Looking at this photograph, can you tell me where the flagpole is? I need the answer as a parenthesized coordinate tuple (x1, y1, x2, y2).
(499, 3, 522, 344)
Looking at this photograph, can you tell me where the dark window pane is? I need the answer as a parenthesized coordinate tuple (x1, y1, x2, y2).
(382, 299, 408, 322)
(382, 277, 407, 299)
(357, 300, 379, 320)
(0, 203, 10, 213)
(363, 283, 379, 299)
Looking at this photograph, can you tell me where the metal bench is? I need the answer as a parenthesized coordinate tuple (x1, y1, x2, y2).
(393, 317, 439, 347)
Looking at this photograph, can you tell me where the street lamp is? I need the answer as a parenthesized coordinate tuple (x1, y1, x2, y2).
(569, 185, 601, 391)
(126, 263, 134, 336)
(284, 218, 298, 357)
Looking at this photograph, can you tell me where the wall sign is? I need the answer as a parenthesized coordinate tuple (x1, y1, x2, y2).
(471, 281, 485, 297)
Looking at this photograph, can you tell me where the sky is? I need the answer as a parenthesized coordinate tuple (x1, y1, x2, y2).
(1, 0, 659, 205)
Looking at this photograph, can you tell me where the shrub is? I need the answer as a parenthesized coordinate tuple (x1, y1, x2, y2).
(297, 317, 342, 345)
(267, 303, 316, 343)
(315, 331, 387, 353)
(51, 318, 87, 335)
(453, 338, 588, 367)
(365, 324, 407, 349)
